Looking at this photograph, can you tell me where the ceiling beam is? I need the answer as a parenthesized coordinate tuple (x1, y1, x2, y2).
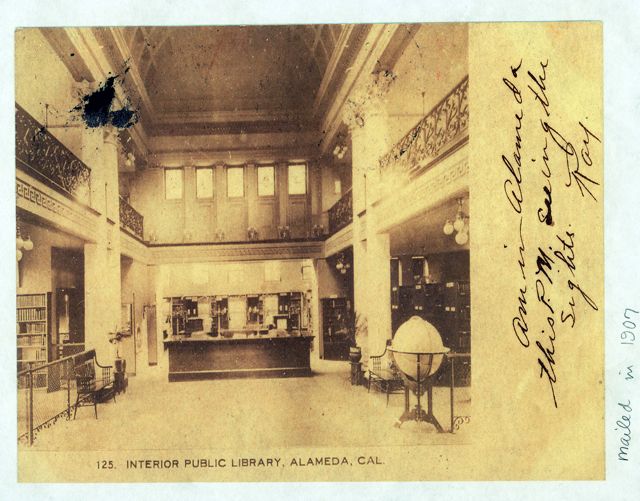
(312, 25, 354, 115)
(319, 24, 401, 156)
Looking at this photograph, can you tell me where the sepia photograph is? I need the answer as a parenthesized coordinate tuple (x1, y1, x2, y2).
(15, 23, 471, 459)
(8, 4, 629, 490)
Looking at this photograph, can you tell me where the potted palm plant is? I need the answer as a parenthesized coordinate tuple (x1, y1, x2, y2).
(345, 308, 366, 364)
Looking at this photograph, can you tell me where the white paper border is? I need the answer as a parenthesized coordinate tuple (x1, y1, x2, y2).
(1, 1, 638, 499)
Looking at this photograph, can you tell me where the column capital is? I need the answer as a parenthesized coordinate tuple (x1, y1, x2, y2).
(342, 70, 397, 132)
(103, 128, 121, 148)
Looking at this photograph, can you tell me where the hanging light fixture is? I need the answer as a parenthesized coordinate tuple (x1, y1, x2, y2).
(443, 198, 469, 246)
(453, 213, 465, 233)
(335, 253, 351, 274)
(455, 225, 469, 245)
(333, 144, 348, 160)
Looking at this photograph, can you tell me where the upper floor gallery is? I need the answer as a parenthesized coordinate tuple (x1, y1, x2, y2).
(15, 23, 468, 249)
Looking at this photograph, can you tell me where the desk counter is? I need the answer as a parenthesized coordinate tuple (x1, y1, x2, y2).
(164, 333, 314, 381)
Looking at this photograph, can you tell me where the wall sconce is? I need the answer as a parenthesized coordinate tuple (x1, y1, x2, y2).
(443, 198, 469, 245)
(335, 253, 351, 274)
(247, 227, 258, 241)
(278, 226, 291, 240)
(16, 221, 34, 262)
(214, 304, 228, 316)
(125, 152, 136, 169)
(215, 229, 225, 242)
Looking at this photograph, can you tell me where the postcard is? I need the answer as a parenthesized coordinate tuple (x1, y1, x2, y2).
(5, 8, 636, 495)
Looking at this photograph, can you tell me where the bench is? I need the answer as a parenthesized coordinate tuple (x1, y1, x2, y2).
(368, 339, 405, 406)
(72, 349, 116, 419)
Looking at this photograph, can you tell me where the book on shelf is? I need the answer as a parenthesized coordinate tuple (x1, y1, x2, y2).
(21, 322, 46, 334)
(17, 336, 43, 346)
(16, 293, 50, 382)
(17, 308, 46, 322)
(16, 294, 47, 308)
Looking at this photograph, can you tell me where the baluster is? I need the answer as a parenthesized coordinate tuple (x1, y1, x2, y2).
(67, 360, 71, 420)
(450, 355, 455, 433)
(28, 370, 34, 446)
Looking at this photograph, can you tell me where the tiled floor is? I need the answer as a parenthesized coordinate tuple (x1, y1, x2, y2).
(23, 359, 471, 451)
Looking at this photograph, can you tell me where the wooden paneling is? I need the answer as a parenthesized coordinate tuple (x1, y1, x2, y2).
(166, 336, 314, 380)
(287, 196, 308, 238)
(222, 200, 247, 241)
(254, 199, 278, 240)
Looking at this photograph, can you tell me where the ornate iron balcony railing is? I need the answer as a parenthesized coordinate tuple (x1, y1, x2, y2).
(15, 104, 92, 205)
(379, 76, 468, 177)
(18, 351, 84, 446)
(328, 188, 353, 234)
(119, 196, 144, 240)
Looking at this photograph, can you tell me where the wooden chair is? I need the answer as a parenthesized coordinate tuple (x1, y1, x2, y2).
(73, 350, 115, 419)
(368, 339, 405, 406)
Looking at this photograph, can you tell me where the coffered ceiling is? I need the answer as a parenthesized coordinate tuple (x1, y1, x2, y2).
(82, 25, 370, 138)
(40, 24, 417, 162)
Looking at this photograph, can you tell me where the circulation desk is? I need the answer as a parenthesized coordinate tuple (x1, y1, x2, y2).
(164, 331, 314, 381)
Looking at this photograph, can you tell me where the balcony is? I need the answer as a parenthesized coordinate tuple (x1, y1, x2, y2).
(328, 188, 353, 235)
(379, 76, 468, 178)
(15, 104, 91, 205)
(119, 196, 144, 240)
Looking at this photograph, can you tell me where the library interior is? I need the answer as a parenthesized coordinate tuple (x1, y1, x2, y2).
(15, 24, 470, 448)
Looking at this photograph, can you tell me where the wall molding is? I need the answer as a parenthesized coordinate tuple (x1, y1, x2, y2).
(374, 151, 469, 234)
(324, 223, 353, 257)
(151, 240, 324, 264)
(16, 174, 100, 244)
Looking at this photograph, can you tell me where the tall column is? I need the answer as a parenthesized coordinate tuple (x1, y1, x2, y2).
(153, 265, 169, 371)
(82, 127, 122, 363)
(342, 71, 395, 365)
(104, 129, 123, 355)
(366, 227, 392, 358)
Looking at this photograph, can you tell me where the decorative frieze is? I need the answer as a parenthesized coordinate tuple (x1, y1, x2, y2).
(374, 157, 469, 233)
(17, 178, 74, 219)
(151, 240, 324, 264)
(324, 223, 354, 257)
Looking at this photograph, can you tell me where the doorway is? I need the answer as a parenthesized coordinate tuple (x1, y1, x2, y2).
(146, 305, 157, 365)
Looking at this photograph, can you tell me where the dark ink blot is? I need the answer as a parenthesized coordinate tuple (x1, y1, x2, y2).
(72, 73, 139, 129)
(110, 108, 138, 129)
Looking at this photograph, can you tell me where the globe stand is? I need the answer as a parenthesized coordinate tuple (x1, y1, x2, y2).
(390, 351, 445, 432)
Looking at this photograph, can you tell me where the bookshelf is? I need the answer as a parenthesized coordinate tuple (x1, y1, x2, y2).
(288, 292, 302, 331)
(17, 293, 51, 387)
(389, 276, 471, 387)
(321, 297, 350, 361)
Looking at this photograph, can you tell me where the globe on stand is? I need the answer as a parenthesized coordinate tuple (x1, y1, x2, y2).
(389, 316, 449, 431)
